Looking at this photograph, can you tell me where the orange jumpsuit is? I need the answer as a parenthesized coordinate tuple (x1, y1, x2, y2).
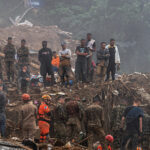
(38, 102, 50, 143)
(97, 145, 103, 150)
(108, 145, 112, 150)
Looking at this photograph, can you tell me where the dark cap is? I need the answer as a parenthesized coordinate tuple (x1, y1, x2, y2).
(93, 95, 101, 103)
(21, 39, 26, 43)
(8, 37, 12, 40)
(61, 42, 66, 46)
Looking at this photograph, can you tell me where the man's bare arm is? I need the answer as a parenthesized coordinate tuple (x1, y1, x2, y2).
(121, 116, 125, 128)
(139, 117, 143, 133)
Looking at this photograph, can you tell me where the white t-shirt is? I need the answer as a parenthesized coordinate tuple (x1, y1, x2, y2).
(59, 49, 71, 58)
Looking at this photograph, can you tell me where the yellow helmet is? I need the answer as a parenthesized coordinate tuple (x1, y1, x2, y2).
(42, 95, 51, 101)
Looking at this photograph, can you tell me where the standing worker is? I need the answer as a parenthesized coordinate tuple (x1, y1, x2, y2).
(85, 96, 107, 150)
(19, 94, 37, 140)
(120, 99, 144, 150)
(17, 39, 30, 72)
(66, 98, 84, 141)
(106, 39, 120, 81)
(86, 33, 96, 82)
(59, 42, 71, 86)
(38, 95, 51, 143)
(4, 37, 16, 82)
(0, 85, 6, 138)
(96, 42, 110, 82)
(18, 66, 30, 93)
(75, 39, 89, 83)
(38, 41, 55, 87)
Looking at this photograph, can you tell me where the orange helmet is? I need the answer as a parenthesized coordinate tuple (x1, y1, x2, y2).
(105, 135, 114, 143)
(22, 94, 30, 101)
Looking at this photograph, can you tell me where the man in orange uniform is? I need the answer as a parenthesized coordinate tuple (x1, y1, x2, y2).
(38, 95, 51, 143)
(51, 51, 60, 73)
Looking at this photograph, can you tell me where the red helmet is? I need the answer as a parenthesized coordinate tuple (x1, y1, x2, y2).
(105, 135, 114, 143)
(22, 94, 30, 101)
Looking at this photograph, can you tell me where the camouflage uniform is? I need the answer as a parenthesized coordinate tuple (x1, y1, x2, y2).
(4, 44, 16, 81)
(110, 105, 125, 149)
(85, 104, 107, 150)
(17, 46, 30, 71)
(66, 100, 84, 141)
(53, 103, 67, 140)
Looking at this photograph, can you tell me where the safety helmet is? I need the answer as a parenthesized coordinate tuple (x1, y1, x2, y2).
(42, 95, 51, 101)
(22, 93, 30, 101)
(105, 135, 114, 143)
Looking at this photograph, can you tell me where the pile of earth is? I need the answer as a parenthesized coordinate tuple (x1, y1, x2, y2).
(0, 25, 78, 51)
(5, 72, 150, 149)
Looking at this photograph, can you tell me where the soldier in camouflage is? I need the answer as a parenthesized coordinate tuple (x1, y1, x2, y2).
(4, 37, 16, 82)
(17, 39, 30, 71)
(110, 105, 125, 149)
(53, 97, 67, 141)
(84, 96, 107, 150)
(66, 97, 84, 141)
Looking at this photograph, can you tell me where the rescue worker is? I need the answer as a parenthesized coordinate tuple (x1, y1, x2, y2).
(38, 41, 54, 87)
(86, 33, 96, 81)
(0, 85, 6, 137)
(4, 37, 16, 82)
(19, 94, 37, 140)
(105, 135, 114, 150)
(17, 39, 30, 71)
(120, 99, 144, 150)
(51, 51, 60, 73)
(53, 97, 67, 140)
(75, 39, 89, 83)
(97, 42, 110, 82)
(106, 39, 120, 81)
(59, 42, 71, 86)
(38, 95, 51, 143)
(85, 96, 107, 150)
(66, 98, 84, 141)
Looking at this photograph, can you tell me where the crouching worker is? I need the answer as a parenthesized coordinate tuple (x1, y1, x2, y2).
(38, 95, 51, 143)
(18, 66, 30, 93)
(85, 95, 107, 150)
(19, 94, 37, 140)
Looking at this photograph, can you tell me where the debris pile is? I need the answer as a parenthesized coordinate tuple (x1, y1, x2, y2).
(4, 73, 150, 149)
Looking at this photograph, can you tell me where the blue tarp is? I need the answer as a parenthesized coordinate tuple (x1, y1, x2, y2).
(29, 0, 40, 8)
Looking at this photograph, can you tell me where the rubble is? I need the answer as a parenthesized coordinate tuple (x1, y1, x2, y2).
(4, 72, 150, 149)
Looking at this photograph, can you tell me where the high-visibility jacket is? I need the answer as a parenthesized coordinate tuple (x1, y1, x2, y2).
(38, 102, 50, 122)
(97, 145, 103, 150)
(108, 145, 112, 150)
(51, 55, 60, 68)
(38, 102, 50, 143)
(137, 147, 142, 150)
